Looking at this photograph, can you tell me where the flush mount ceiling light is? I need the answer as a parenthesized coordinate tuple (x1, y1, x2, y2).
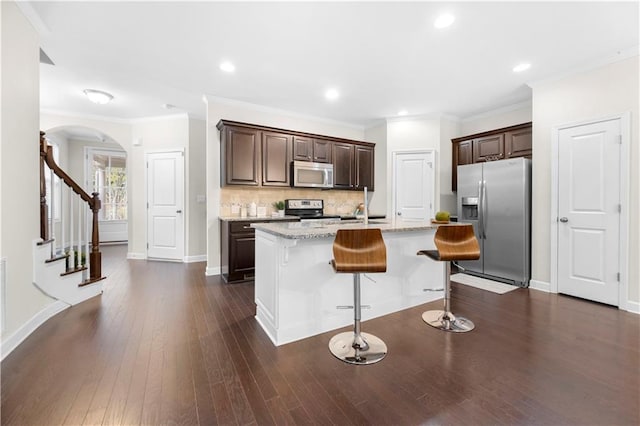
(83, 89, 113, 104)
(513, 62, 531, 73)
(434, 13, 455, 29)
(325, 88, 340, 101)
(219, 61, 235, 73)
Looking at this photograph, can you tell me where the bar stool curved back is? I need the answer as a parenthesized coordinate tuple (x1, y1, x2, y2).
(418, 224, 480, 333)
(329, 228, 387, 365)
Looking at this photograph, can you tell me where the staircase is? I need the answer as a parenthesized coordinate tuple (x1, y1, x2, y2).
(37, 131, 105, 306)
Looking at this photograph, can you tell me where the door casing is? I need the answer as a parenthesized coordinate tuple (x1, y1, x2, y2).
(550, 113, 630, 310)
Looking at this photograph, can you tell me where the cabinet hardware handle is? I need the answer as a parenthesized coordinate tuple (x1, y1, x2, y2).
(242, 226, 252, 229)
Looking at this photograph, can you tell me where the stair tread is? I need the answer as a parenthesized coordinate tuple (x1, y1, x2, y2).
(60, 266, 87, 276)
(79, 276, 106, 287)
(45, 253, 69, 264)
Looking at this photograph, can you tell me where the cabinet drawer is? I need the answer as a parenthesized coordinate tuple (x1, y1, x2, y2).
(230, 221, 255, 234)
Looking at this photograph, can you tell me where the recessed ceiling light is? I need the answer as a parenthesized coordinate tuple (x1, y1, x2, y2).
(83, 89, 113, 105)
(434, 13, 455, 29)
(513, 63, 531, 73)
(219, 61, 235, 73)
(325, 88, 340, 101)
(398, 110, 408, 116)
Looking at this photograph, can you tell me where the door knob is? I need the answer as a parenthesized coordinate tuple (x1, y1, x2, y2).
(176, 210, 182, 213)
(397, 212, 402, 216)
(559, 217, 568, 223)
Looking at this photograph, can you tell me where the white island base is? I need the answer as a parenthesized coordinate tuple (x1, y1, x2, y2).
(254, 225, 445, 346)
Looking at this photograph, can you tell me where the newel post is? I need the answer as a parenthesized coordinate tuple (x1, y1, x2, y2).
(89, 192, 102, 280)
(39, 131, 49, 241)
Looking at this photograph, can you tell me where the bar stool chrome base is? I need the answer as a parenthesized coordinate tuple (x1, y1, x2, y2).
(329, 331, 387, 365)
(422, 310, 475, 333)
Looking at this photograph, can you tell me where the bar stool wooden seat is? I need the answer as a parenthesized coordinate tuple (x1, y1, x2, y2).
(329, 228, 387, 365)
(418, 224, 480, 333)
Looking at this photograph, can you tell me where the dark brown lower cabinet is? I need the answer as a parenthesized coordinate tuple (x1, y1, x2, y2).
(220, 218, 299, 283)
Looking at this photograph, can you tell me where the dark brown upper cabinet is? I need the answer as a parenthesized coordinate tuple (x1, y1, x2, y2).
(451, 122, 532, 191)
(293, 136, 332, 163)
(332, 142, 355, 189)
(218, 119, 375, 190)
(219, 124, 260, 186)
(262, 131, 292, 187)
(355, 145, 374, 191)
(473, 134, 505, 162)
(505, 127, 532, 158)
(292, 136, 313, 161)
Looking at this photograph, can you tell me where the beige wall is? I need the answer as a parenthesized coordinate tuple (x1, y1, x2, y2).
(531, 56, 639, 305)
(459, 103, 532, 136)
(187, 118, 207, 259)
(0, 2, 53, 339)
(364, 122, 387, 215)
(204, 96, 366, 273)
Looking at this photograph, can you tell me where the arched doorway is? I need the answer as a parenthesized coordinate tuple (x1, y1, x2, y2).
(43, 125, 129, 253)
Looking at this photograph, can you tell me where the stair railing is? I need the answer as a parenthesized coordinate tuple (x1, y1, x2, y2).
(40, 131, 102, 282)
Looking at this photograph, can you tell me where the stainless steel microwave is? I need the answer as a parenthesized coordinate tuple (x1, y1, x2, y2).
(291, 161, 334, 189)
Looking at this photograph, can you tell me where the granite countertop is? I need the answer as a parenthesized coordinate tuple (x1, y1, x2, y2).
(252, 219, 442, 240)
(219, 215, 300, 222)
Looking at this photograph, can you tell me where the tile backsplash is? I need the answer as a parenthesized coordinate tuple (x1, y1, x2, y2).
(220, 187, 367, 217)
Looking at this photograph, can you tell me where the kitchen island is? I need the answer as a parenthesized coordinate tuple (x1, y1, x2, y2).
(252, 219, 446, 346)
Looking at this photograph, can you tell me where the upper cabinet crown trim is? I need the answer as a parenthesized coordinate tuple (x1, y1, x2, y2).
(216, 119, 375, 148)
(451, 122, 532, 143)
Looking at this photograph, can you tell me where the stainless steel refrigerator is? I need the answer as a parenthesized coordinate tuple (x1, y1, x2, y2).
(457, 158, 531, 287)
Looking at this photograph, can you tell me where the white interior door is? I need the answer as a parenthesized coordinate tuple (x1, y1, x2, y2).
(393, 151, 435, 220)
(557, 119, 620, 305)
(147, 151, 184, 260)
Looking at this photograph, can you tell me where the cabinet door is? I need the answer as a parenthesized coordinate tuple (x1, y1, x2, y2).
(505, 127, 532, 158)
(292, 136, 312, 161)
(229, 233, 255, 280)
(262, 131, 292, 186)
(223, 126, 260, 186)
(473, 134, 504, 162)
(355, 145, 374, 190)
(332, 142, 354, 189)
(452, 140, 473, 191)
(312, 139, 332, 163)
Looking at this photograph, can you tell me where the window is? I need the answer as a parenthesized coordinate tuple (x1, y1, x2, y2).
(90, 150, 127, 221)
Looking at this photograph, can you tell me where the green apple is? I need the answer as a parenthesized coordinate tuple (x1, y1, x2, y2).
(435, 211, 450, 221)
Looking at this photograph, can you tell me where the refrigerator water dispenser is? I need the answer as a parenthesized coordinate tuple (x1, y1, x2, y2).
(460, 197, 478, 220)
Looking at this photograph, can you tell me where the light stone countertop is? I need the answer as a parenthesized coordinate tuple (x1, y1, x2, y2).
(219, 215, 300, 222)
(251, 218, 443, 240)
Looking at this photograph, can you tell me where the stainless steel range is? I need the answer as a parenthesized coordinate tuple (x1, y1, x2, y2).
(284, 199, 341, 222)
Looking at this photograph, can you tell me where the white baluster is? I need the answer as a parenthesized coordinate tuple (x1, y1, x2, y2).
(69, 190, 74, 269)
(84, 204, 89, 282)
(50, 169, 55, 258)
(77, 195, 82, 269)
(61, 186, 66, 261)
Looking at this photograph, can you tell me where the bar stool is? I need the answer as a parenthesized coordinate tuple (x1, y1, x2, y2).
(417, 224, 480, 333)
(328, 228, 387, 365)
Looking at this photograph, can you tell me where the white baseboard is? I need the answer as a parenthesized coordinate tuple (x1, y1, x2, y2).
(625, 300, 640, 314)
(205, 266, 221, 276)
(529, 279, 551, 292)
(1, 300, 68, 361)
(127, 252, 146, 260)
(184, 255, 206, 263)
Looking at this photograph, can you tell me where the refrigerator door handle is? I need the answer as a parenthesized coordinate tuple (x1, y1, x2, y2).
(481, 180, 488, 239)
(478, 180, 484, 239)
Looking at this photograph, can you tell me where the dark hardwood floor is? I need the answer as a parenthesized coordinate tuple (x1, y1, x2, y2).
(2, 245, 639, 425)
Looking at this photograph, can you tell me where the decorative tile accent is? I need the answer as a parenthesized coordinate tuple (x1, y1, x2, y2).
(220, 187, 366, 217)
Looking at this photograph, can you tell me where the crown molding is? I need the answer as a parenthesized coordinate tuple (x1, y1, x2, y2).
(41, 108, 189, 125)
(202, 94, 365, 131)
(527, 45, 640, 89)
(460, 100, 532, 123)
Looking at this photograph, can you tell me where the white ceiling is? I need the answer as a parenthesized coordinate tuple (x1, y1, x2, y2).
(27, 1, 639, 127)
